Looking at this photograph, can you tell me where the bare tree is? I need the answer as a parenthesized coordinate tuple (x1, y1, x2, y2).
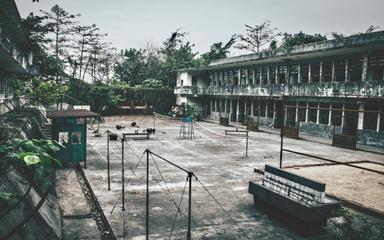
(40, 4, 79, 59)
(72, 24, 100, 80)
(236, 20, 281, 53)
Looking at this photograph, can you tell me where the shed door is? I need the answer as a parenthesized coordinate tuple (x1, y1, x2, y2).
(71, 123, 86, 162)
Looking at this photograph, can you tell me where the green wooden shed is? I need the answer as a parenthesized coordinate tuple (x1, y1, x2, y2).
(47, 110, 99, 167)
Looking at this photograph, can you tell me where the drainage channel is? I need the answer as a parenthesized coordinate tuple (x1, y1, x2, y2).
(75, 163, 116, 240)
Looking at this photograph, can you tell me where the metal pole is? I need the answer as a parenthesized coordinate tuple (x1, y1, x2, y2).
(107, 131, 110, 191)
(245, 131, 249, 157)
(279, 98, 285, 168)
(146, 149, 149, 240)
(153, 113, 156, 130)
(187, 172, 192, 240)
(121, 138, 125, 211)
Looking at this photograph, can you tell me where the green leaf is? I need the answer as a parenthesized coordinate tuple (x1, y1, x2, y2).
(0, 192, 16, 202)
(23, 155, 40, 166)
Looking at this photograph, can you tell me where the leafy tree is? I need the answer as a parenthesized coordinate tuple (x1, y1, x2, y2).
(200, 35, 236, 66)
(135, 78, 163, 88)
(114, 48, 147, 86)
(236, 21, 281, 53)
(280, 31, 327, 49)
(160, 29, 200, 87)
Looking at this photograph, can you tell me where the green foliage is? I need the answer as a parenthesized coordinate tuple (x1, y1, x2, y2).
(10, 76, 68, 107)
(0, 192, 17, 209)
(185, 104, 202, 120)
(114, 48, 147, 86)
(200, 36, 236, 66)
(0, 137, 64, 193)
(280, 31, 327, 49)
(0, 138, 64, 170)
(115, 29, 201, 88)
(86, 82, 125, 114)
(135, 78, 163, 88)
(327, 208, 384, 240)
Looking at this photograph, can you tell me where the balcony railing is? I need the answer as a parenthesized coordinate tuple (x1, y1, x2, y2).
(174, 81, 384, 98)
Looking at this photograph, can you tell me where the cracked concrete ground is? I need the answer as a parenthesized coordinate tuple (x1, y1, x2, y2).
(80, 115, 383, 239)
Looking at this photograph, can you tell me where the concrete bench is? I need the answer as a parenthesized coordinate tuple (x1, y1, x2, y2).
(249, 165, 340, 236)
(123, 132, 150, 140)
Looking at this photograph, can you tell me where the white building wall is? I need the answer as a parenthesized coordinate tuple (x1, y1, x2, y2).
(177, 72, 193, 87)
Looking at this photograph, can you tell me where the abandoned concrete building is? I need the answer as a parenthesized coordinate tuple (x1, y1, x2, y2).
(0, 0, 33, 114)
(175, 31, 384, 148)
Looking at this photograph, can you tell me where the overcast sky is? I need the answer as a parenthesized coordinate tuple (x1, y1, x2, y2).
(15, 0, 384, 56)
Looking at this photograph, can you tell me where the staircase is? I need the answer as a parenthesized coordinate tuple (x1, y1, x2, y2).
(41, 123, 52, 139)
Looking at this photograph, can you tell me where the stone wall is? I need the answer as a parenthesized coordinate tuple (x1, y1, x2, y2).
(0, 107, 62, 239)
(357, 130, 384, 148)
(299, 122, 384, 148)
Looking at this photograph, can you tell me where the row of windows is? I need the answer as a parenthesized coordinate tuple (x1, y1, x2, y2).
(208, 55, 384, 87)
(210, 99, 383, 132)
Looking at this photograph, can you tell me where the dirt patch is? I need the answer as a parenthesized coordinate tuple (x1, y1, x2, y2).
(287, 163, 384, 214)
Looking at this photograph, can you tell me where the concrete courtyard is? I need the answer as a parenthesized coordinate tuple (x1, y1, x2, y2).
(78, 115, 384, 239)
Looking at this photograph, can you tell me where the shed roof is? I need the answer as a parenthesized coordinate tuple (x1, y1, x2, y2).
(46, 110, 99, 119)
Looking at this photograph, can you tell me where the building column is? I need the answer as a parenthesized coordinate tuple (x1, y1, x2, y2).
(308, 63, 312, 83)
(244, 98, 248, 118)
(219, 99, 222, 116)
(357, 103, 364, 130)
(331, 60, 336, 83)
(316, 102, 320, 124)
(295, 101, 299, 123)
(273, 100, 277, 123)
(285, 64, 290, 84)
(377, 106, 381, 132)
(297, 64, 301, 84)
(210, 99, 213, 115)
(275, 66, 278, 84)
(267, 66, 271, 84)
(215, 99, 218, 112)
(251, 99, 254, 116)
(252, 69, 256, 84)
(259, 67, 263, 84)
(362, 55, 368, 81)
(319, 61, 323, 83)
(345, 58, 349, 82)
(229, 99, 233, 121)
(245, 69, 249, 85)
(341, 103, 345, 128)
(224, 99, 228, 115)
(265, 100, 268, 118)
(305, 101, 309, 123)
(328, 103, 332, 126)
(238, 69, 242, 86)
(236, 98, 240, 122)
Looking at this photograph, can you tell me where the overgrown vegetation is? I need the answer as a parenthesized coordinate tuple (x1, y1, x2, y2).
(326, 208, 384, 240)
(0, 136, 64, 198)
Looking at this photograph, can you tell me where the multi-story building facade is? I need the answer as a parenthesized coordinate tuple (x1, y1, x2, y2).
(0, 0, 33, 113)
(175, 31, 384, 148)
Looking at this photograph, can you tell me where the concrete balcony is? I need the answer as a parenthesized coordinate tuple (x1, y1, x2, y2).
(174, 81, 384, 98)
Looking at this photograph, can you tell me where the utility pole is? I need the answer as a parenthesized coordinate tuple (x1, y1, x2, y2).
(107, 131, 110, 190)
(187, 172, 193, 240)
(121, 137, 125, 211)
(146, 149, 149, 240)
